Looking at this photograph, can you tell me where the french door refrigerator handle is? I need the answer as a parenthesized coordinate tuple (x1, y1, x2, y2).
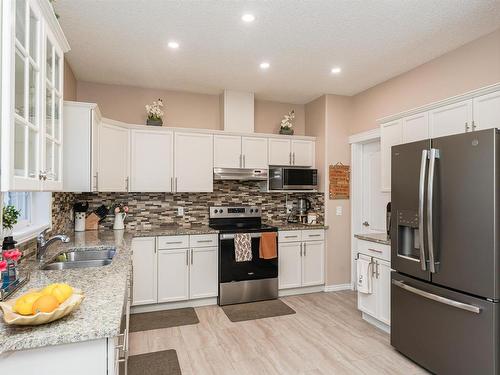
(419, 149, 428, 271)
(392, 280, 481, 314)
(427, 148, 439, 273)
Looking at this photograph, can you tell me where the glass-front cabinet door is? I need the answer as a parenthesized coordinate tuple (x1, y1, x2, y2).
(42, 30, 63, 190)
(1, 0, 68, 191)
(10, 0, 42, 190)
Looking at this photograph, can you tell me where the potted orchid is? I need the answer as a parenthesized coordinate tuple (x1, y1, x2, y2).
(145, 98, 165, 126)
(279, 110, 295, 135)
(113, 203, 129, 230)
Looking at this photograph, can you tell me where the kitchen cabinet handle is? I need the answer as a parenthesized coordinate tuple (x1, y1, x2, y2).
(289, 152, 292, 165)
(243, 154, 246, 168)
(186, 250, 189, 266)
(375, 261, 380, 278)
(196, 240, 213, 243)
(300, 243, 303, 256)
(170, 177, 173, 192)
(471, 120, 476, 131)
(166, 241, 183, 244)
(371, 261, 376, 277)
(284, 235, 298, 239)
(125, 176, 129, 191)
(39, 171, 47, 180)
(94, 172, 99, 191)
(303, 242, 307, 256)
(191, 249, 193, 264)
(392, 280, 481, 314)
(308, 234, 321, 238)
(465, 122, 470, 132)
(368, 248, 383, 254)
(292, 152, 295, 165)
(175, 177, 178, 192)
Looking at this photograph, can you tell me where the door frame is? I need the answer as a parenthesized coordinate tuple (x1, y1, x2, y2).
(349, 128, 381, 289)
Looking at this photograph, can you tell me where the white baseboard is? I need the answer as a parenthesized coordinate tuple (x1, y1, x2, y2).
(324, 283, 353, 292)
(278, 285, 325, 297)
(362, 312, 391, 333)
(131, 297, 217, 314)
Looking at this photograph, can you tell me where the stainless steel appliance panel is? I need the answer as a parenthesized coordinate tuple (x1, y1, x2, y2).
(219, 278, 278, 305)
(269, 167, 318, 191)
(391, 272, 499, 375)
(391, 139, 431, 281)
(430, 129, 499, 299)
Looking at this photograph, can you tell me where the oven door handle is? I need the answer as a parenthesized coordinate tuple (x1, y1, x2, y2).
(220, 233, 265, 240)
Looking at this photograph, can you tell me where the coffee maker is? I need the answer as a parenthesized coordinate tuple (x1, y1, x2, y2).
(297, 197, 311, 224)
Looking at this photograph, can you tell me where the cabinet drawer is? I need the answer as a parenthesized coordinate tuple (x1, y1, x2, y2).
(357, 239, 390, 262)
(302, 229, 324, 241)
(279, 230, 302, 243)
(190, 234, 218, 248)
(157, 235, 189, 250)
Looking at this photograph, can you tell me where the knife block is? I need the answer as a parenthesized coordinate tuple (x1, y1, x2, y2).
(85, 213, 100, 231)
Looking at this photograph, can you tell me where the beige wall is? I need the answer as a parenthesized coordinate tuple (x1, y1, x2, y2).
(351, 28, 500, 134)
(64, 61, 77, 101)
(76, 81, 305, 134)
(305, 95, 326, 190)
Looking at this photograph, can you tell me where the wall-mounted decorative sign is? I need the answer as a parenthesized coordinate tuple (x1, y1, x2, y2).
(329, 163, 350, 199)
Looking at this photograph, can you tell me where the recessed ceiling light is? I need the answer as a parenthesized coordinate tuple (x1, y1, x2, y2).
(331, 67, 342, 74)
(260, 62, 270, 69)
(168, 41, 180, 49)
(242, 14, 255, 23)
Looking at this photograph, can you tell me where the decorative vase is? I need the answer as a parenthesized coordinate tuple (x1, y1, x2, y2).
(279, 127, 294, 135)
(146, 118, 163, 126)
(2, 236, 16, 251)
(113, 213, 127, 230)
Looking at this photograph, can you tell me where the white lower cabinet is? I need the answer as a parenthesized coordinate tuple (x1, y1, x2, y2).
(132, 234, 218, 306)
(157, 248, 190, 303)
(278, 230, 325, 290)
(356, 239, 391, 327)
(189, 246, 218, 299)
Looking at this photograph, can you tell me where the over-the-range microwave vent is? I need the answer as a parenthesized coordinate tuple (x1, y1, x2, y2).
(213, 168, 268, 181)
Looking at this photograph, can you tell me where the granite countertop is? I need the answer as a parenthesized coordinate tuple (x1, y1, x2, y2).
(354, 232, 390, 245)
(267, 222, 329, 231)
(133, 224, 218, 237)
(0, 230, 133, 354)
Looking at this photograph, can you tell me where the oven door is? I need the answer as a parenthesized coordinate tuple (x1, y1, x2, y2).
(283, 168, 317, 190)
(219, 232, 278, 283)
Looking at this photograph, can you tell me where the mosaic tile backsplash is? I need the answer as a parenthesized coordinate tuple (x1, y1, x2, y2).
(58, 181, 324, 230)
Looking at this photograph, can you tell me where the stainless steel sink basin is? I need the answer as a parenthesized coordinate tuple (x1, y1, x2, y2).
(42, 259, 113, 270)
(41, 247, 116, 270)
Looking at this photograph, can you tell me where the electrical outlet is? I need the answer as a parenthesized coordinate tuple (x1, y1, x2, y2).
(286, 202, 293, 214)
(336, 206, 342, 216)
(177, 207, 184, 216)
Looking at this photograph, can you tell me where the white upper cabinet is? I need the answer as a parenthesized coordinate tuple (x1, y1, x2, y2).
(98, 123, 129, 192)
(402, 112, 429, 143)
(213, 135, 241, 168)
(380, 119, 402, 192)
(174, 132, 213, 192)
(269, 138, 292, 166)
(430, 99, 473, 138)
(63, 102, 100, 192)
(473, 91, 500, 131)
(291, 139, 314, 167)
(241, 136, 268, 169)
(1, 0, 69, 191)
(130, 129, 173, 192)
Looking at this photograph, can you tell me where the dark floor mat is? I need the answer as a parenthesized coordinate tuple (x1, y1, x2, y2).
(222, 299, 296, 322)
(130, 307, 199, 332)
(121, 350, 181, 375)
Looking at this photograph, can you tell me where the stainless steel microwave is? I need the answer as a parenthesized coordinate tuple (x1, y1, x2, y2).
(269, 167, 318, 191)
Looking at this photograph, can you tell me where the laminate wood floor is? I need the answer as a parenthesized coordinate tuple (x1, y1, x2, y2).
(128, 291, 429, 375)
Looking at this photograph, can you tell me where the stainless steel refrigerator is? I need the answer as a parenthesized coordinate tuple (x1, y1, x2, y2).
(391, 128, 500, 375)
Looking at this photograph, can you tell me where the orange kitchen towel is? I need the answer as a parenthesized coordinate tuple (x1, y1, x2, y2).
(259, 232, 278, 259)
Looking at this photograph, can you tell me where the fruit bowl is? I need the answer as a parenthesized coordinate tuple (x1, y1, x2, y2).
(0, 288, 84, 326)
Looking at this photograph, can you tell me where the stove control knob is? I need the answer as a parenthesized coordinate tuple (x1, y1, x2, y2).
(255, 209, 259, 213)
(214, 209, 218, 214)
(250, 209, 254, 213)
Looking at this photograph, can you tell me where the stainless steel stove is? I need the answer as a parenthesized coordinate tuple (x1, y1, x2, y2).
(209, 206, 278, 306)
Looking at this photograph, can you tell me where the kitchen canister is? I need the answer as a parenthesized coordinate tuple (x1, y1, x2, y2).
(75, 212, 86, 232)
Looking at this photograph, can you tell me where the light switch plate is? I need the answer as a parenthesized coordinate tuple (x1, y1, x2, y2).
(336, 206, 342, 216)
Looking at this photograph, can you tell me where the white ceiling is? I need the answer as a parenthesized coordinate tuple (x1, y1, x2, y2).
(56, 0, 500, 104)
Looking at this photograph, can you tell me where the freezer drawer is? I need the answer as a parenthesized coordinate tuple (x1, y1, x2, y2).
(391, 272, 499, 375)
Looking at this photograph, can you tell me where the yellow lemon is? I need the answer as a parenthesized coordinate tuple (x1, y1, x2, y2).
(13, 292, 43, 315)
(41, 284, 58, 296)
(51, 288, 66, 304)
(32, 295, 59, 314)
(57, 283, 73, 301)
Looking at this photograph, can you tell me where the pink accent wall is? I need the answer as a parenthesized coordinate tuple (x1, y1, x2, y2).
(75, 81, 305, 134)
(351, 28, 500, 134)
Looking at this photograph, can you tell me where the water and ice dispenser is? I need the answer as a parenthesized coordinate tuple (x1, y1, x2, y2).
(396, 210, 421, 260)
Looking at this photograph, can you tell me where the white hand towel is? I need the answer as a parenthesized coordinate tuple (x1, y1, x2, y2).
(357, 257, 373, 294)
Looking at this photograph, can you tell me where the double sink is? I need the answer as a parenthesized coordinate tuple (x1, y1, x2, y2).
(41, 248, 116, 270)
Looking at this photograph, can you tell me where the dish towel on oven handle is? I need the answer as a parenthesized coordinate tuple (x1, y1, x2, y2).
(234, 233, 252, 262)
(356, 256, 373, 294)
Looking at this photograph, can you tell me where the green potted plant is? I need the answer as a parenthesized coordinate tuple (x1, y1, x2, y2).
(2, 205, 21, 250)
